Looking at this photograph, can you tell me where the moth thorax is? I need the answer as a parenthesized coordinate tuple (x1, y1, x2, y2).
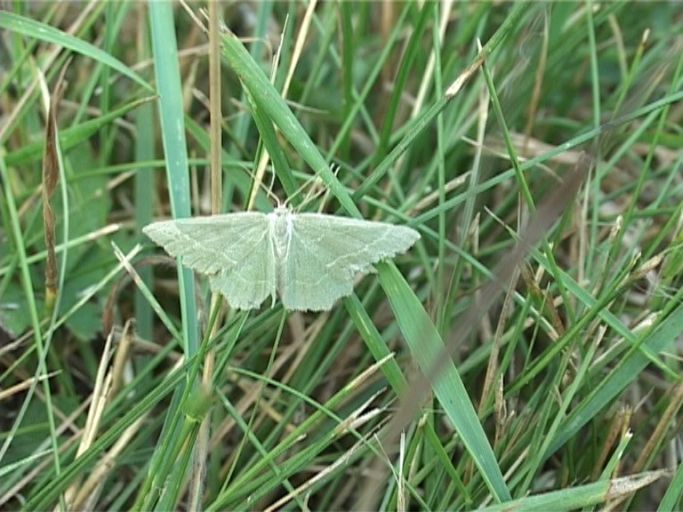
(271, 211, 292, 258)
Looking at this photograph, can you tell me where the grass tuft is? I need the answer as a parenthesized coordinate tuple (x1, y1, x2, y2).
(1, 3, 682, 510)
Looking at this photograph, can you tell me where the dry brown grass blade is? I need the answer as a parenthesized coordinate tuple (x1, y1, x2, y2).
(0, 371, 59, 402)
(62, 328, 115, 510)
(592, 405, 632, 480)
(191, 2, 225, 507)
(632, 380, 683, 474)
(604, 471, 668, 511)
(41, 61, 69, 313)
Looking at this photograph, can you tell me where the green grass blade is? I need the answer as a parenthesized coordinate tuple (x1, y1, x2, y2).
(148, 2, 199, 357)
(658, 460, 683, 512)
(220, 28, 359, 217)
(379, 263, 511, 502)
(0, 11, 150, 91)
(481, 472, 663, 511)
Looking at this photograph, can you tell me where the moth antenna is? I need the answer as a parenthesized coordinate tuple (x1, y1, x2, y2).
(266, 165, 278, 203)
(316, 187, 333, 214)
(284, 174, 313, 210)
(243, 162, 283, 211)
(291, 164, 341, 212)
(283, 173, 315, 211)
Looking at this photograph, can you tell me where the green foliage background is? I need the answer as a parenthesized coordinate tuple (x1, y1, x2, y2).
(1, 2, 682, 510)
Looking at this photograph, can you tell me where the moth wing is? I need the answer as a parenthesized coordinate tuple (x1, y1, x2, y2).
(143, 213, 277, 309)
(279, 214, 420, 311)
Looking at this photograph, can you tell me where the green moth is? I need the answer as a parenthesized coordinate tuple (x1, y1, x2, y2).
(143, 207, 420, 311)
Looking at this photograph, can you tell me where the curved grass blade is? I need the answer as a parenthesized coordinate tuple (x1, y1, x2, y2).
(220, 18, 512, 503)
(149, 2, 199, 356)
(0, 11, 151, 91)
